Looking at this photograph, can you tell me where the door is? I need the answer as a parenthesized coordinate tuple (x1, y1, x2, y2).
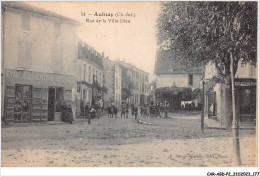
(48, 87, 56, 121)
(14, 85, 32, 123)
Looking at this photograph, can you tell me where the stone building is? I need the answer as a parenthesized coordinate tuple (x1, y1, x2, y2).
(204, 61, 256, 125)
(102, 58, 149, 109)
(102, 57, 122, 108)
(1, 2, 80, 123)
(75, 40, 104, 117)
(116, 59, 149, 106)
(102, 57, 115, 108)
(154, 50, 204, 110)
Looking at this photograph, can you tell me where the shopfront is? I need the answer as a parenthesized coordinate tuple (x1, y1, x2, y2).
(4, 69, 75, 123)
(235, 78, 256, 124)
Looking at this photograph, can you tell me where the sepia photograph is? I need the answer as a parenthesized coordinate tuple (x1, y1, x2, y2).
(0, 0, 258, 175)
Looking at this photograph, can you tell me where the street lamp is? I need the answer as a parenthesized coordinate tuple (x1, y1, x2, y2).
(201, 80, 205, 133)
(230, 52, 242, 166)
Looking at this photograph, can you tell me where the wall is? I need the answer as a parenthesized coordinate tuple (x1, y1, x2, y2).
(114, 63, 121, 107)
(103, 58, 115, 108)
(3, 8, 78, 75)
(204, 61, 256, 125)
(3, 8, 78, 120)
(156, 73, 202, 89)
(236, 61, 256, 79)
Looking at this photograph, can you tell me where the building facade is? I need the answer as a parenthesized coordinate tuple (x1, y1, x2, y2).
(204, 61, 256, 125)
(75, 40, 104, 117)
(116, 59, 149, 106)
(102, 57, 115, 109)
(102, 58, 149, 109)
(154, 50, 204, 110)
(1, 2, 79, 123)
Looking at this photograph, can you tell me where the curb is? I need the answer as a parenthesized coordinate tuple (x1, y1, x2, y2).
(205, 126, 255, 130)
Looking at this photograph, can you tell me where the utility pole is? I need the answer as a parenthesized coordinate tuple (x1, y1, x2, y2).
(230, 52, 242, 166)
(201, 80, 205, 133)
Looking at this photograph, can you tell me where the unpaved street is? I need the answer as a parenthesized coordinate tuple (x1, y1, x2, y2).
(1, 112, 257, 167)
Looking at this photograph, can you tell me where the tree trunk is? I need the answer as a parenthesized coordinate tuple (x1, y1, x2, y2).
(223, 77, 233, 131)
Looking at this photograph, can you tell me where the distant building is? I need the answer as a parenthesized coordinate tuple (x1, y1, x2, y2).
(116, 59, 149, 106)
(154, 50, 204, 110)
(102, 58, 149, 108)
(204, 61, 256, 125)
(76, 40, 104, 117)
(102, 57, 115, 108)
(1, 2, 80, 123)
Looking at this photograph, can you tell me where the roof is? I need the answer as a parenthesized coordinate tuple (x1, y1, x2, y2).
(2, 1, 80, 25)
(154, 50, 204, 75)
(115, 60, 149, 75)
(78, 39, 104, 69)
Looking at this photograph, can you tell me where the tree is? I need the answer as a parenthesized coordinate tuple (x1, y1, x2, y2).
(91, 77, 108, 106)
(156, 2, 257, 129)
(121, 66, 134, 101)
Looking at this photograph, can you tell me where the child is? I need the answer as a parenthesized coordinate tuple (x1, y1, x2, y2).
(114, 106, 118, 118)
(134, 105, 138, 119)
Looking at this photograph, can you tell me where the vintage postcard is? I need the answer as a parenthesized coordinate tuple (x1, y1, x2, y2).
(1, 0, 258, 175)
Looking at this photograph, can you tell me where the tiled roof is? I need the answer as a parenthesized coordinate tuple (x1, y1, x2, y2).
(2, 1, 80, 25)
(78, 39, 104, 69)
(154, 50, 204, 75)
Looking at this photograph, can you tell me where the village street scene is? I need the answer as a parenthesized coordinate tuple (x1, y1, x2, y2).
(1, 1, 257, 169)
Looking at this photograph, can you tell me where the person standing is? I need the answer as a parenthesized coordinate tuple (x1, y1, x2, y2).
(134, 104, 138, 119)
(164, 101, 169, 118)
(121, 101, 126, 118)
(89, 106, 95, 124)
(111, 101, 115, 118)
(125, 103, 129, 118)
(85, 103, 90, 119)
(61, 102, 67, 122)
(97, 103, 102, 119)
(131, 103, 134, 116)
(67, 105, 74, 124)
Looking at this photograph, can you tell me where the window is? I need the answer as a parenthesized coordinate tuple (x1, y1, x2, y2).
(96, 70, 98, 82)
(250, 64, 256, 76)
(188, 74, 193, 86)
(77, 84, 81, 93)
(54, 22, 61, 38)
(89, 67, 91, 82)
(18, 39, 32, 68)
(51, 43, 63, 72)
(83, 64, 86, 81)
(100, 72, 102, 85)
(116, 77, 118, 88)
(21, 14, 30, 31)
(93, 69, 95, 82)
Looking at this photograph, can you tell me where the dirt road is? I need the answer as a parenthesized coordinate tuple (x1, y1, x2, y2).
(1, 112, 257, 167)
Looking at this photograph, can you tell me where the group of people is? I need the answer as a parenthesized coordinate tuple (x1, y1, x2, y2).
(107, 101, 119, 118)
(84, 103, 102, 124)
(106, 100, 169, 119)
(132, 102, 169, 119)
(59, 102, 74, 124)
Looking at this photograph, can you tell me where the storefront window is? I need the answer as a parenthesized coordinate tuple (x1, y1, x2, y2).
(14, 85, 32, 121)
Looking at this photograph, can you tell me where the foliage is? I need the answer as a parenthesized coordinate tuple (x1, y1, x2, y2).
(121, 65, 134, 100)
(157, 2, 257, 81)
(155, 86, 192, 101)
(91, 79, 108, 104)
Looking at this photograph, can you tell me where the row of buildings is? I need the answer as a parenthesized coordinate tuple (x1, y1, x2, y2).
(154, 49, 256, 125)
(1, 2, 149, 123)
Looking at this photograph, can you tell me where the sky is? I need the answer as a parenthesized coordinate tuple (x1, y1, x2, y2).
(26, 1, 160, 79)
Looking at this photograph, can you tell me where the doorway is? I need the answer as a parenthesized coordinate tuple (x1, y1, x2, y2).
(48, 87, 64, 121)
(14, 84, 32, 123)
(48, 87, 56, 121)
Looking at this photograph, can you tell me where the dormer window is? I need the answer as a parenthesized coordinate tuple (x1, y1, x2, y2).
(188, 74, 193, 86)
